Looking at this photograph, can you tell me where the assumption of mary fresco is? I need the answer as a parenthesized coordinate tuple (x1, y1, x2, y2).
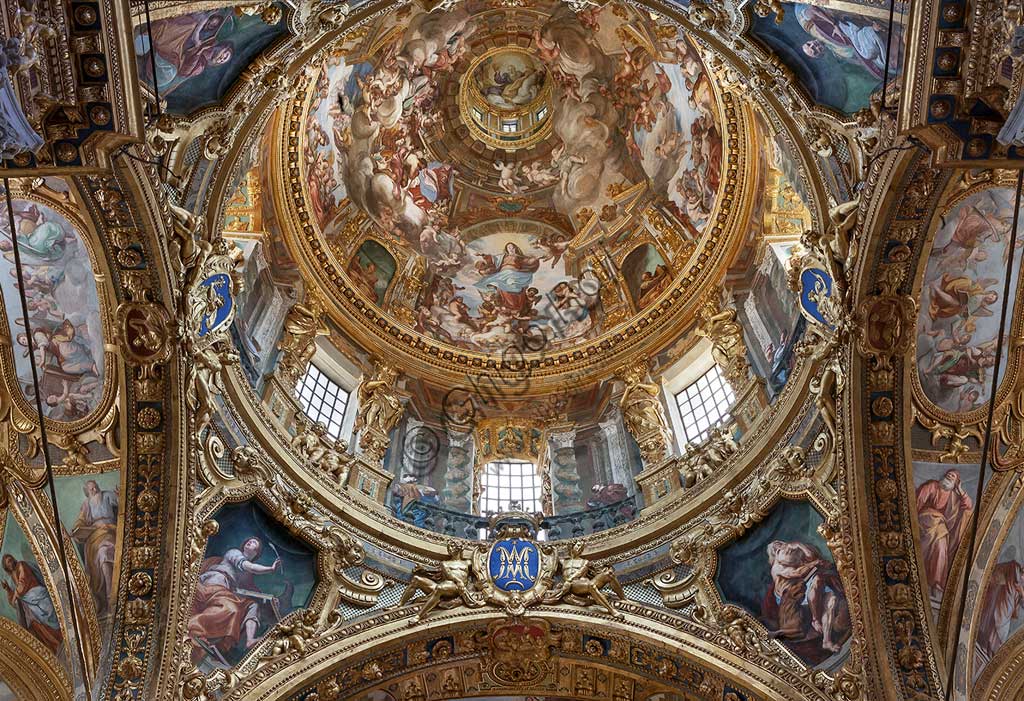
(0, 198, 105, 421)
(915, 187, 1022, 414)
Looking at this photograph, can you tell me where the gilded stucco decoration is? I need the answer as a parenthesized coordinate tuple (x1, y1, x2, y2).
(4, 0, 1024, 699)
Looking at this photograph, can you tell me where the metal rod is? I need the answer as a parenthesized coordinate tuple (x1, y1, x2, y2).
(3, 180, 93, 698)
(943, 168, 1024, 701)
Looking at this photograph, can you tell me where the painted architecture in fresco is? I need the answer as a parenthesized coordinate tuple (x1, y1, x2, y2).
(622, 244, 671, 310)
(0, 198, 105, 421)
(0, 513, 61, 657)
(751, 2, 903, 114)
(188, 501, 317, 668)
(348, 240, 396, 306)
(717, 500, 851, 669)
(916, 187, 1021, 414)
(134, 6, 288, 115)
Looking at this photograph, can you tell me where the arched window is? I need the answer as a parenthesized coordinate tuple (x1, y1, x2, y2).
(296, 363, 351, 440)
(673, 364, 735, 445)
(478, 459, 542, 515)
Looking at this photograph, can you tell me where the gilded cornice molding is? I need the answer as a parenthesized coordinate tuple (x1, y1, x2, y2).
(211, 329, 820, 563)
(222, 608, 836, 701)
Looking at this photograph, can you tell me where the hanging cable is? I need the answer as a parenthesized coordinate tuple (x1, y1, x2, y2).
(881, 0, 898, 111)
(142, 0, 161, 122)
(942, 168, 1024, 701)
(3, 180, 93, 698)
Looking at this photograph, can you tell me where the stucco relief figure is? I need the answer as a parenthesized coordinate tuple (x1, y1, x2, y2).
(762, 540, 850, 654)
(915, 468, 973, 600)
(188, 537, 282, 664)
(396, 542, 482, 621)
(1, 554, 62, 655)
(354, 364, 404, 443)
(618, 371, 671, 462)
(545, 541, 626, 617)
(277, 295, 328, 384)
(978, 560, 1024, 658)
(696, 300, 748, 383)
(72, 480, 119, 616)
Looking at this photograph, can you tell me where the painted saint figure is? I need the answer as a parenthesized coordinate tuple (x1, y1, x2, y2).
(1, 203, 67, 260)
(1, 554, 62, 655)
(762, 540, 850, 653)
(72, 480, 119, 616)
(915, 468, 973, 600)
(978, 560, 1024, 657)
(134, 12, 234, 97)
(794, 4, 892, 79)
(188, 537, 282, 664)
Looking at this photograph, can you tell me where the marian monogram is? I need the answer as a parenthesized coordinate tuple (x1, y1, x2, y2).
(488, 538, 539, 592)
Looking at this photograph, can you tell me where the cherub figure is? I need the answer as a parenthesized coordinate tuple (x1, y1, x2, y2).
(494, 161, 521, 194)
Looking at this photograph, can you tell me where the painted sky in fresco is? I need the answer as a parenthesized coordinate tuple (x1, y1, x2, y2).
(916, 187, 1022, 414)
(0, 199, 105, 421)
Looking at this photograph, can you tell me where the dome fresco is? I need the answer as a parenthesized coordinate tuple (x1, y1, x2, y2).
(300, 0, 724, 362)
(7, 0, 1024, 700)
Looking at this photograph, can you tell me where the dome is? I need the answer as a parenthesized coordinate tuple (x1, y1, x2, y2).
(288, 0, 737, 393)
